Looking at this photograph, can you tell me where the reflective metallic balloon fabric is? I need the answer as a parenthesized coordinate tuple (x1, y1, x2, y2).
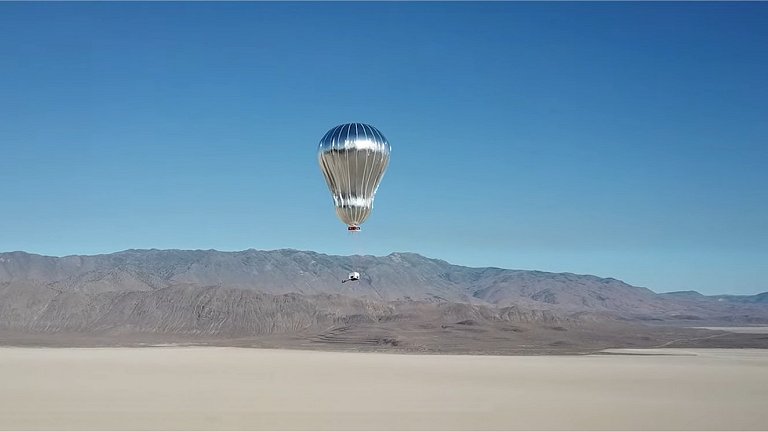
(317, 123, 391, 228)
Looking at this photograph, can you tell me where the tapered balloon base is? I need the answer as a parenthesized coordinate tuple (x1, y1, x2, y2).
(347, 226, 361, 232)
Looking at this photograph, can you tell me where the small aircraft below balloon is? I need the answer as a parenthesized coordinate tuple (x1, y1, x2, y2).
(317, 123, 391, 283)
(341, 272, 360, 284)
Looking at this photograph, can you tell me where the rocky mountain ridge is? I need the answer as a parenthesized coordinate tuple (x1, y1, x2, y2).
(1, 249, 766, 346)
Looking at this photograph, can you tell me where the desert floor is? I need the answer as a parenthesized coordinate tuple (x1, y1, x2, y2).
(0, 347, 766, 430)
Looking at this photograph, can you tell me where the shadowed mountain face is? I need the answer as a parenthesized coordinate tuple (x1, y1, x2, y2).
(0, 249, 766, 350)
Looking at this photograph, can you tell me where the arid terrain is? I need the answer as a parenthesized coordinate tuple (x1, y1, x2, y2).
(1, 249, 767, 353)
(1, 250, 767, 430)
(1, 346, 766, 430)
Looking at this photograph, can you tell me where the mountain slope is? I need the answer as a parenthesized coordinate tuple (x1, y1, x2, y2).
(0, 249, 766, 342)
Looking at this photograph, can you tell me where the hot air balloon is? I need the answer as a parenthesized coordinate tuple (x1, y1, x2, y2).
(318, 123, 391, 284)
(317, 123, 391, 231)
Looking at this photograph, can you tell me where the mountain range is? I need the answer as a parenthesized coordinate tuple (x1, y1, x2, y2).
(1, 249, 766, 353)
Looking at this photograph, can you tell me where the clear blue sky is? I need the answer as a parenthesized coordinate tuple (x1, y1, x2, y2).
(1, 2, 766, 295)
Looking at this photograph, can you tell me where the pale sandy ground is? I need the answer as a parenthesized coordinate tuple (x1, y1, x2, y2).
(1, 347, 767, 431)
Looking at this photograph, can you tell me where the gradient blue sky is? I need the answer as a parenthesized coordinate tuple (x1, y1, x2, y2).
(1, 2, 766, 295)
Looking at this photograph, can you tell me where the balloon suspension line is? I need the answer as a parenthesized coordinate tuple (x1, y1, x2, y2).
(349, 227, 364, 272)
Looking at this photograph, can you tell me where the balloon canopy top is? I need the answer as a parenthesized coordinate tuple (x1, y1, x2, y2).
(317, 123, 391, 154)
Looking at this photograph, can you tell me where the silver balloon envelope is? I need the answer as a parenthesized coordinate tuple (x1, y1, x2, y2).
(317, 123, 391, 229)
